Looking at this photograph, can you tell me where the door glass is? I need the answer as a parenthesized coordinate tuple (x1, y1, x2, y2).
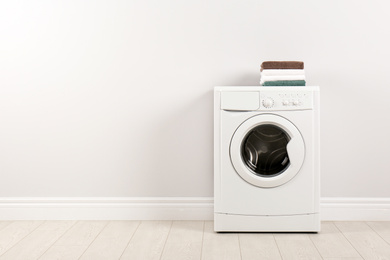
(241, 124, 291, 177)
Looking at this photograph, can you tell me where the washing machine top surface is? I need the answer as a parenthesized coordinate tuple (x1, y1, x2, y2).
(216, 86, 319, 111)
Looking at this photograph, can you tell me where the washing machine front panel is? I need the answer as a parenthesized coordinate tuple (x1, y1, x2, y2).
(214, 86, 320, 230)
(216, 109, 317, 216)
(230, 114, 305, 188)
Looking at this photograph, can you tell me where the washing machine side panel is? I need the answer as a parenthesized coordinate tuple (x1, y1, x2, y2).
(214, 89, 222, 211)
(217, 109, 319, 216)
(313, 89, 320, 213)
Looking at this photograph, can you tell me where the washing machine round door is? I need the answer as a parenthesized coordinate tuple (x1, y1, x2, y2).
(230, 114, 305, 188)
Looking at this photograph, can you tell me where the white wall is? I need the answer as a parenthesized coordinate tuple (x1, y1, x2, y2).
(1, 0, 390, 198)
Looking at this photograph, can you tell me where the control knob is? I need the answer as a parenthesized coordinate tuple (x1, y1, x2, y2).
(262, 98, 274, 108)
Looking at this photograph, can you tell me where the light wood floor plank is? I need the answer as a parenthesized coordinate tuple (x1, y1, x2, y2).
(274, 233, 322, 260)
(323, 258, 363, 260)
(39, 220, 108, 260)
(120, 221, 170, 260)
(80, 221, 140, 260)
(0, 222, 12, 232)
(0, 220, 75, 260)
(323, 257, 364, 260)
(160, 221, 204, 260)
(335, 221, 390, 260)
(309, 222, 361, 258)
(0, 221, 43, 256)
(367, 221, 390, 244)
(201, 221, 240, 260)
(238, 232, 281, 260)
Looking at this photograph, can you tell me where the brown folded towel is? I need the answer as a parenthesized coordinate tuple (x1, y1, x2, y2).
(261, 61, 304, 71)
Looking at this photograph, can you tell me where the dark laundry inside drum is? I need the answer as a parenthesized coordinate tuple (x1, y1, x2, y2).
(241, 124, 291, 177)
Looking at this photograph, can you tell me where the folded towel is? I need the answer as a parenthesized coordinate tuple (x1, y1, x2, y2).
(261, 80, 306, 86)
(261, 61, 304, 71)
(260, 75, 305, 85)
(261, 69, 305, 76)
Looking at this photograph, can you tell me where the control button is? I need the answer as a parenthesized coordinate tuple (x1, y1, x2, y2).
(293, 100, 299, 105)
(282, 100, 289, 106)
(262, 98, 274, 108)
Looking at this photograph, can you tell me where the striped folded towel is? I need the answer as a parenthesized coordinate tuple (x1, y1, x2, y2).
(261, 61, 304, 71)
(262, 80, 306, 86)
(260, 75, 305, 85)
(260, 61, 306, 86)
(260, 69, 305, 76)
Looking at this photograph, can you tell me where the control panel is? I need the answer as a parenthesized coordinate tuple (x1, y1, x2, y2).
(259, 90, 313, 110)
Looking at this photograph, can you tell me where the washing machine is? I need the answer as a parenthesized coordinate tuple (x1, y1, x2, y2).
(214, 86, 320, 232)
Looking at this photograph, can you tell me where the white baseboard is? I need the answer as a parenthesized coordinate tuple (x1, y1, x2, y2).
(0, 197, 214, 220)
(0, 197, 390, 221)
(321, 197, 390, 221)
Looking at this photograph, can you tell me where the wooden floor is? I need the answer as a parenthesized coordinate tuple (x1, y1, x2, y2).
(0, 221, 389, 259)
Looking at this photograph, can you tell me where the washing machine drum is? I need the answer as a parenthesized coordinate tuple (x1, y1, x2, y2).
(242, 124, 291, 176)
(230, 114, 305, 188)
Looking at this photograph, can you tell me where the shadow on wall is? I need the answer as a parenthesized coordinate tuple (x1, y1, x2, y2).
(135, 90, 214, 197)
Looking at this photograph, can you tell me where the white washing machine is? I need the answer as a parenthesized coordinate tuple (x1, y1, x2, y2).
(214, 86, 320, 232)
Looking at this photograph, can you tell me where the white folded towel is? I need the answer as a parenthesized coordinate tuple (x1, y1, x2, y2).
(260, 75, 305, 85)
(261, 69, 305, 76)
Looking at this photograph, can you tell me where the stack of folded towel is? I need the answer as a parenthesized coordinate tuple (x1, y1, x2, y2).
(260, 61, 306, 86)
